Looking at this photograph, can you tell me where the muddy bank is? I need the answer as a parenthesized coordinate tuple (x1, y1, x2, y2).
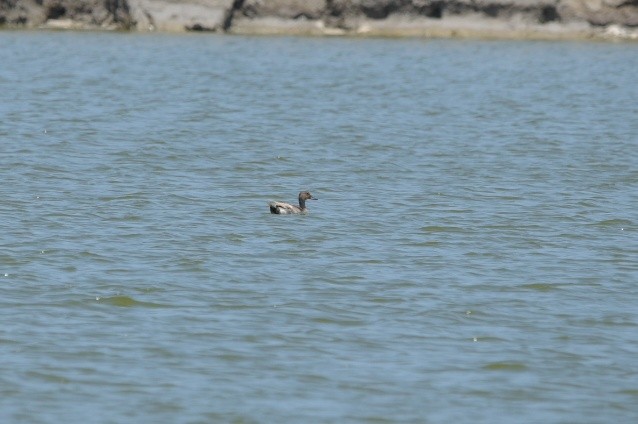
(1, 0, 638, 41)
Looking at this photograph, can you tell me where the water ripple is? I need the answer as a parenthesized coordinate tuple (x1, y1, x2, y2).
(1, 32, 637, 424)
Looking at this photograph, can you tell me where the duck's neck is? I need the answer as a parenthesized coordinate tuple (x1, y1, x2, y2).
(298, 198, 306, 210)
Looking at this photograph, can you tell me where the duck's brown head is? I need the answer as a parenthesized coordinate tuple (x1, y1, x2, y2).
(299, 191, 317, 202)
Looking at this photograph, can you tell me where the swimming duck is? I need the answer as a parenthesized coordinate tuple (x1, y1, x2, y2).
(269, 191, 317, 214)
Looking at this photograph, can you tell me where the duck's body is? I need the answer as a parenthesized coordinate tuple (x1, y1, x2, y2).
(269, 191, 317, 215)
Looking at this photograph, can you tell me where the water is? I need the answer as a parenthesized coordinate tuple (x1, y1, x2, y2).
(1, 31, 637, 423)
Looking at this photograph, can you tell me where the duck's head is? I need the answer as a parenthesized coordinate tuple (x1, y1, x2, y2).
(299, 191, 317, 202)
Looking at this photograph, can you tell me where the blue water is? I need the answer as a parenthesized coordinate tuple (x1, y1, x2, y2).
(1, 32, 638, 423)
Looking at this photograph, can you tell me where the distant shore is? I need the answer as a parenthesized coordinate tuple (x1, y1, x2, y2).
(1, 0, 638, 42)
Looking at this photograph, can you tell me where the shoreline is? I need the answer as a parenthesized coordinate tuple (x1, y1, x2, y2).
(15, 19, 638, 43)
(227, 16, 633, 42)
(1, 0, 638, 42)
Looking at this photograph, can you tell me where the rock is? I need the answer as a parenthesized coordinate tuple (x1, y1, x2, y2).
(0, 0, 46, 27)
(126, 0, 234, 32)
(327, 0, 563, 23)
(558, 0, 638, 27)
(240, 0, 325, 20)
(230, 0, 328, 35)
(0, 0, 131, 29)
(603, 23, 638, 39)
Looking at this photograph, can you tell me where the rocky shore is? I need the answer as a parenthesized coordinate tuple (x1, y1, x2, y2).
(1, 0, 638, 41)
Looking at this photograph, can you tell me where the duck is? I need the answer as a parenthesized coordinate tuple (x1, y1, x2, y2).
(269, 191, 317, 214)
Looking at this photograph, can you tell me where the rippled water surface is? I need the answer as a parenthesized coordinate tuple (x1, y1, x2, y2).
(1, 32, 638, 423)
